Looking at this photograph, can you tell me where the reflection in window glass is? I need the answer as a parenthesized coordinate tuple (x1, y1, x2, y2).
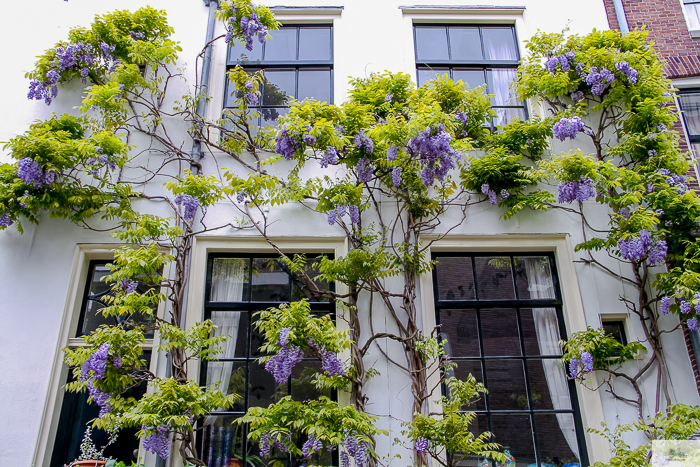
(448, 27, 483, 61)
(679, 91, 700, 137)
(297, 69, 332, 102)
(262, 70, 295, 106)
(417, 68, 449, 87)
(263, 27, 297, 61)
(452, 69, 487, 91)
(298, 27, 332, 61)
(415, 27, 449, 61)
(481, 27, 518, 60)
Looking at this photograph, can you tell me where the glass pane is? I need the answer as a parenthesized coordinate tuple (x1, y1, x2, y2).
(520, 308, 562, 356)
(534, 414, 581, 465)
(292, 361, 332, 400)
(297, 69, 332, 103)
(259, 107, 289, 134)
(251, 317, 268, 357)
(493, 107, 527, 127)
(228, 35, 263, 62)
(453, 69, 487, 91)
(448, 27, 483, 60)
(264, 27, 298, 61)
(417, 68, 449, 87)
(211, 258, 250, 302)
(291, 434, 333, 467)
(201, 415, 245, 467)
(474, 256, 515, 300)
(81, 299, 114, 335)
(415, 26, 449, 61)
(526, 359, 572, 411)
(262, 70, 295, 106)
(603, 321, 627, 345)
(489, 414, 536, 466)
(514, 256, 555, 299)
(459, 414, 491, 466)
(206, 361, 246, 412)
(211, 311, 248, 358)
(680, 92, 700, 136)
(436, 256, 476, 300)
(224, 76, 241, 109)
(298, 27, 332, 60)
(481, 308, 521, 356)
(252, 258, 291, 301)
(687, 4, 700, 30)
(292, 255, 330, 302)
(440, 309, 479, 357)
(482, 27, 518, 61)
(249, 362, 288, 407)
(452, 360, 485, 410)
(484, 359, 528, 410)
(487, 69, 520, 106)
(88, 264, 112, 296)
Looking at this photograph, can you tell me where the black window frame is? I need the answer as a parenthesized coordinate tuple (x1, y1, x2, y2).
(678, 89, 700, 143)
(199, 252, 337, 467)
(432, 251, 589, 466)
(224, 24, 334, 131)
(413, 24, 527, 131)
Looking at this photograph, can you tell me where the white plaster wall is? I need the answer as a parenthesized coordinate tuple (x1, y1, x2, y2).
(1, 0, 697, 466)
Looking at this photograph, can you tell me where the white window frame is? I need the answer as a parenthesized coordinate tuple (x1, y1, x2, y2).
(418, 233, 610, 465)
(679, 0, 700, 37)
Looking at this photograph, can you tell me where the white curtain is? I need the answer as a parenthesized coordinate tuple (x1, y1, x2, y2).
(522, 257, 580, 459)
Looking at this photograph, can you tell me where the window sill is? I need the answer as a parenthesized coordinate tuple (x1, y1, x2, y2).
(690, 29, 700, 38)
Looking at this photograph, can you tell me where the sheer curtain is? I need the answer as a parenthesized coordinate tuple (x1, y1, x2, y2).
(204, 259, 246, 467)
(522, 257, 580, 458)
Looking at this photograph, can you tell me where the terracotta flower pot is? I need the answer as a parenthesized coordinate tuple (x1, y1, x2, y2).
(225, 459, 243, 467)
(70, 461, 106, 467)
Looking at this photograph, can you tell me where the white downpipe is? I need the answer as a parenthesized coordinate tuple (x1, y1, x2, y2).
(612, 0, 630, 33)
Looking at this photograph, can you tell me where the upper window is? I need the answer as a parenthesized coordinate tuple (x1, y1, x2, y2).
(678, 90, 700, 157)
(432, 253, 587, 466)
(199, 254, 335, 467)
(684, 0, 700, 30)
(414, 25, 526, 130)
(224, 25, 333, 132)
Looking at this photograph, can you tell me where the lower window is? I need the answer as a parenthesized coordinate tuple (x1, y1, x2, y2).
(432, 253, 587, 466)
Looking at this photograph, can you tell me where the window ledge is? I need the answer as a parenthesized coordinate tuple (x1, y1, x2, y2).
(691, 29, 700, 38)
(268, 6, 344, 15)
(68, 337, 154, 349)
(400, 5, 526, 15)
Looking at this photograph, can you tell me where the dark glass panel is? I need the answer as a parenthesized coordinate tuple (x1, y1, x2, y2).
(249, 362, 288, 407)
(526, 358, 572, 411)
(251, 258, 291, 301)
(210, 258, 250, 302)
(81, 300, 113, 335)
(439, 309, 479, 357)
(291, 434, 333, 467)
(484, 359, 528, 410)
(603, 321, 627, 345)
(297, 69, 332, 103)
(262, 70, 295, 106)
(451, 360, 485, 410)
(292, 361, 331, 401)
(481, 27, 518, 61)
(457, 413, 491, 466)
(298, 27, 332, 61)
(264, 27, 298, 61)
(493, 107, 527, 127)
(480, 308, 521, 356)
(489, 414, 536, 466)
(417, 68, 449, 87)
(415, 26, 449, 61)
(228, 36, 263, 62)
(448, 27, 483, 61)
(260, 107, 289, 132)
(520, 308, 561, 356)
(251, 317, 268, 357)
(474, 256, 515, 300)
(679, 92, 700, 136)
(88, 264, 112, 296)
(206, 361, 246, 412)
(452, 69, 487, 92)
(486, 69, 521, 107)
(292, 255, 330, 302)
(534, 414, 580, 466)
(513, 256, 555, 300)
(436, 256, 476, 300)
(211, 311, 249, 359)
(201, 415, 245, 467)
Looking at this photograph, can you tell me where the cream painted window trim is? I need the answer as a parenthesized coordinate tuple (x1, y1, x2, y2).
(185, 235, 350, 405)
(678, 0, 700, 36)
(418, 233, 610, 465)
(32, 244, 169, 467)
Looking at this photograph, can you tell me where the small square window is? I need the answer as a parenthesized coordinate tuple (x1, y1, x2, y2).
(602, 320, 628, 345)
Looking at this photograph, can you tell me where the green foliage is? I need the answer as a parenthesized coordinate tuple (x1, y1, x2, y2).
(560, 327, 645, 372)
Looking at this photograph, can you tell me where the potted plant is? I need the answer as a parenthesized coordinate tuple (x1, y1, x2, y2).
(69, 427, 118, 467)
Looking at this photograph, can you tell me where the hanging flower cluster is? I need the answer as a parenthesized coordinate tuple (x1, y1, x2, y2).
(614, 61, 639, 84)
(0, 213, 13, 228)
(174, 194, 200, 221)
(480, 184, 509, 205)
(545, 52, 576, 73)
(274, 125, 301, 160)
(655, 168, 688, 195)
(545, 50, 639, 98)
(407, 126, 461, 186)
(17, 158, 59, 189)
(552, 117, 585, 141)
(259, 431, 292, 456)
(661, 293, 700, 331)
(354, 130, 374, 155)
(265, 327, 304, 384)
(143, 425, 170, 460)
(415, 437, 428, 453)
(224, 4, 268, 51)
(309, 337, 344, 376)
(28, 41, 116, 105)
(320, 146, 339, 167)
(302, 436, 323, 458)
(120, 278, 138, 294)
(344, 435, 369, 467)
(85, 147, 118, 175)
(356, 158, 373, 183)
(568, 351, 594, 377)
(328, 204, 360, 226)
(557, 176, 595, 204)
(617, 229, 667, 265)
(79, 343, 114, 417)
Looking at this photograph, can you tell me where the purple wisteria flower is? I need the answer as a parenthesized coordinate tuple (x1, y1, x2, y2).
(689, 317, 699, 332)
(581, 351, 594, 373)
(275, 125, 300, 160)
(416, 438, 428, 453)
(328, 209, 337, 225)
(571, 90, 584, 102)
(341, 452, 350, 467)
(356, 158, 373, 183)
(0, 213, 14, 228)
(265, 328, 304, 384)
(661, 296, 671, 315)
(557, 176, 595, 204)
(349, 205, 360, 224)
(320, 146, 339, 168)
(309, 338, 344, 376)
(553, 117, 585, 141)
(18, 158, 45, 188)
(260, 432, 272, 457)
(236, 191, 247, 203)
(681, 300, 691, 314)
(407, 126, 461, 186)
(500, 189, 510, 200)
(354, 130, 374, 155)
(617, 229, 667, 265)
(545, 52, 575, 73)
(615, 61, 639, 84)
(391, 167, 402, 187)
(302, 436, 323, 458)
(569, 358, 579, 377)
(143, 425, 170, 460)
(80, 343, 110, 381)
(387, 145, 398, 161)
(247, 92, 259, 106)
(385, 93, 393, 102)
(227, 11, 268, 50)
(174, 194, 199, 221)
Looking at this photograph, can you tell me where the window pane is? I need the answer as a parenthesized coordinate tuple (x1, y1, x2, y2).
(513, 256, 555, 299)
(415, 27, 449, 61)
(487, 69, 520, 106)
(603, 321, 627, 345)
(292, 256, 330, 302)
(88, 264, 112, 296)
(228, 36, 263, 62)
(251, 318, 268, 357)
(458, 413, 491, 466)
(211, 258, 250, 302)
(201, 415, 245, 467)
(292, 361, 332, 400)
(211, 311, 248, 359)
(252, 258, 291, 301)
(489, 414, 536, 466)
(81, 300, 113, 335)
(481, 308, 521, 356)
(436, 256, 476, 300)
(680, 92, 700, 136)
(493, 107, 527, 127)
(687, 4, 700, 30)
(206, 361, 246, 412)
(453, 69, 487, 91)
(482, 27, 518, 61)
(439, 309, 479, 357)
(520, 308, 562, 356)
(452, 360, 485, 410)
(448, 27, 483, 61)
(534, 414, 581, 464)
(292, 434, 333, 467)
(264, 27, 298, 61)
(262, 70, 295, 106)
(484, 359, 528, 410)
(260, 107, 289, 132)
(297, 69, 331, 102)
(249, 362, 288, 407)
(474, 256, 515, 300)
(527, 359, 572, 411)
(298, 27, 332, 61)
(417, 68, 449, 87)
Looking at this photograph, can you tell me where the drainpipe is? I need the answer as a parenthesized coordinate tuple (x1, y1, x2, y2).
(612, 0, 630, 33)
